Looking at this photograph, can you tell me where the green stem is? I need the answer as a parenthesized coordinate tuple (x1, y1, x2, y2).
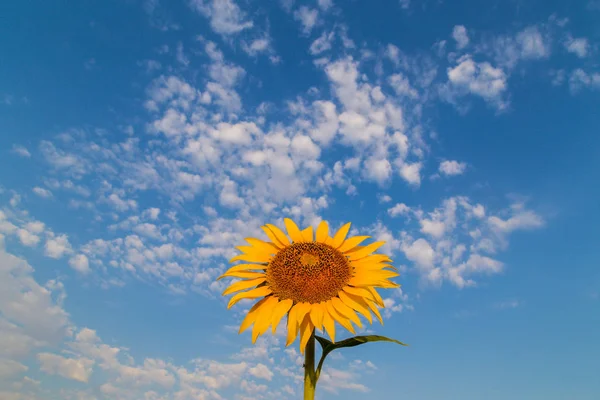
(303, 329, 316, 400)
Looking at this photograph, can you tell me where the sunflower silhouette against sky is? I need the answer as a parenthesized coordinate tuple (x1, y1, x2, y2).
(219, 218, 399, 353)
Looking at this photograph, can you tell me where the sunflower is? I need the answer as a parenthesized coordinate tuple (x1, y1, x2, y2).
(218, 218, 399, 353)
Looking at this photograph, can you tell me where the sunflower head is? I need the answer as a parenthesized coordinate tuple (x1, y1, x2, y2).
(218, 218, 399, 353)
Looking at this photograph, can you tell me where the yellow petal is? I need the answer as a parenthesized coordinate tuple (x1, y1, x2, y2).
(366, 299, 383, 325)
(222, 277, 266, 296)
(284, 218, 304, 243)
(227, 286, 272, 309)
(252, 296, 279, 343)
(309, 303, 325, 331)
(244, 238, 280, 254)
(265, 224, 291, 246)
(325, 301, 355, 334)
(315, 220, 329, 243)
(219, 271, 266, 280)
(331, 222, 351, 248)
(229, 253, 273, 264)
(239, 297, 270, 334)
(338, 236, 371, 253)
(343, 286, 375, 301)
(322, 310, 336, 343)
(331, 297, 362, 328)
(301, 226, 314, 242)
(271, 299, 293, 334)
(299, 316, 314, 354)
(350, 254, 392, 267)
(294, 302, 312, 324)
(286, 304, 300, 347)
(338, 291, 372, 324)
(353, 269, 400, 281)
(354, 263, 399, 272)
(347, 241, 386, 261)
(218, 264, 266, 280)
(367, 287, 385, 307)
(262, 225, 287, 248)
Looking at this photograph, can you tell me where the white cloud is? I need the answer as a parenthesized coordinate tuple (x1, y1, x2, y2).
(488, 210, 544, 233)
(17, 229, 40, 247)
(142, 207, 161, 220)
(364, 157, 392, 184)
(11, 145, 31, 158)
(490, 25, 551, 69)
(452, 25, 469, 49)
(69, 254, 91, 274)
(565, 36, 589, 58)
(0, 358, 28, 379)
(37, 353, 94, 383)
(247, 363, 273, 381)
(242, 38, 271, 57)
(317, 0, 333, 10)
(0, 247, 70, 358)
(190, 0, 253, 35)
(388, 203, 410, 217)
(32, 187, 53, 198)
(45, 234, 72, 259)
(294, 6, 318, 35)
(445, 55, 507, 107)
(439, 160, 467, 176)
(568, 69, 600, 93)
(399, 162, 422, 186)
(389, 73, 419, 98)
(310, 31, 335, 55)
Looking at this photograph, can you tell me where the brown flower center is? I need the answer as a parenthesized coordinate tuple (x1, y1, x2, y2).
(266, 242, 352, 304)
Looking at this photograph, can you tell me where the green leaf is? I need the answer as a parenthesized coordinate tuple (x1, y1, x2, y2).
(314, 335, 408, 380)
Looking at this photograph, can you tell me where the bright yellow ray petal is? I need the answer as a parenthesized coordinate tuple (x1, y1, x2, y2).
(339, 291, 372, 324)
(338, 236, 371, 253)
(367, 287, 385, 308)
(315, 220, 329, 243)
(299, 316, 314, 354)
(366, 299, 383, 325)
(239, 297, 270, 334)
(222, 277, 266, 296)
(343, 285, 375, 301)
(325, 301, 355, 334)
(322, 309, 336, 343)
(347, 241, 386, 261)
(271, 299, 294, 334)
(286, 304, 300, 347)
(265, 224, 291, 246)
(331, 222, 351, 248)
(309, 303, 325, 331)
(284, 218, 304, 243)
(252, 296, 279, 343)
(229, 253, 273, 264)
(244, 238, 279, 254)
(227, 286, 272, 309)
(218, 264, 266, 280)
(261, 226, 285, 248)
(350, 254, 393, 266)
(219, 271, 266, 280)
(353, 269, 400, 281)
(294, 302, 312, 324)
(331, 297, 362, 328)
(354, 263, 399, 272)
(300, 226, 314, 242)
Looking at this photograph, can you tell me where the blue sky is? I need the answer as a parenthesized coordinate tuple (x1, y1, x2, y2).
(1, 0, 599, 399)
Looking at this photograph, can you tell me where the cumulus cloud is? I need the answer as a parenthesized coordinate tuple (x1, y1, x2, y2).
(32, 187, 53, 198)
(439, 160, 467, 176)
(452, 25, 469, 49)
(190, 0, 253, 35)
